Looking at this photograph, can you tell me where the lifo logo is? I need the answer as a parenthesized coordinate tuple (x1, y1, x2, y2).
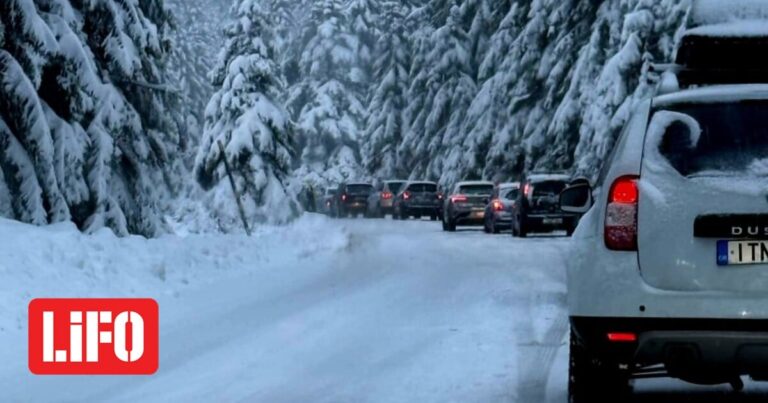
(28, 298, 158, 375)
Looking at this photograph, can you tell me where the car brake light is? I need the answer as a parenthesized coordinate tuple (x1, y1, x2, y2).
(524, 183, 533, 199)
(605, 176, 639, 251)
(607, 332, 637, 343)
(341, 193, 347, 202)
(382, 192, 393, 200)
(437, 192, 444, 200)
(493, 200, 504, 211)
(451, 195, 468, 203)
(403, 191, 411, 201)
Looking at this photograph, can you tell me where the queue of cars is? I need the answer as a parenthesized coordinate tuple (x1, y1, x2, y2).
(321, 173, 580, 237)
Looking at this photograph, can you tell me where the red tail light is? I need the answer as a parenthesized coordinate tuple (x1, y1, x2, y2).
(382, 192, 393, 200)
(341, 193, 347, 202)
(437, 192, 444, 200)
(492, 200, 504, 211)
(524, 183, 533, 198)
(605, 176, 639, 251)
(403, 191, 411, 201)
(451, 195, 468, 203)
(607, 332, 637, 343)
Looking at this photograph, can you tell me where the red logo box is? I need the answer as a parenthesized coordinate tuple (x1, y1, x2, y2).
(29, 298, 158, 375)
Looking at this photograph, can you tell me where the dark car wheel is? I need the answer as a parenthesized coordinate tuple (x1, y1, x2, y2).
(483, 219, 491, 233)
(491, 219, 500, 234)
(446, 216, 456, 232)
(516, 216, 528, 238)
(430, 214, 437, 221)
(569, 330, 630, 403)
(400, 208, 409, 220)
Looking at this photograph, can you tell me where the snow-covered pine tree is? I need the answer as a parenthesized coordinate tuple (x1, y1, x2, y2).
(361, 1, 410, 179)
(569, 0, 690, 178)
(290, 0, 366, 186)
(166, 0, 231, 153)
(399, 4, 476, 185)
(195, 0, 299, 229)
(461, 1, 527, 181)
(345, 0, 379, 97)
(1, 0, 184, 236)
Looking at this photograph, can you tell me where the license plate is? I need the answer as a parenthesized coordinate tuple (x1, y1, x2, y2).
(717, 240, 768, 266)
(543, 218, 563, 225)
(472, 211, 484, 219)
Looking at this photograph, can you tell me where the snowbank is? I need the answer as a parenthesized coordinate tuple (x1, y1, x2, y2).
(0, 214, 348, 332)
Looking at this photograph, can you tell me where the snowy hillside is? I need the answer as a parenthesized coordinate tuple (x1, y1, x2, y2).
(1, 0, 695, 233)
(253, 0, 692, 188)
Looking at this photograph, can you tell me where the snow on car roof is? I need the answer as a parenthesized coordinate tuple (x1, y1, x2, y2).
(406, 180, 437, 185)
(457, 181, 494, 186)
(690, 0, 768, 27)
(498, 182, 520, 189)
(526, 174, 570, 183)
(653, 84, 768, 107)
(685, 20, 768, 37)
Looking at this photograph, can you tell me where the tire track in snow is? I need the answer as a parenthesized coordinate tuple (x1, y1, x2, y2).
(512, 238, 570, 403)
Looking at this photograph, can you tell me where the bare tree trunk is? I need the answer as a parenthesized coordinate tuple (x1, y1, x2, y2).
(217, 140, 251, 236)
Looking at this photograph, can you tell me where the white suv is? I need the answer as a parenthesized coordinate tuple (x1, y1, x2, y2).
(561, 84, 768, 401)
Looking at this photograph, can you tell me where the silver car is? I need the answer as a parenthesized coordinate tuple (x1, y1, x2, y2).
(483, 182, 519, 234)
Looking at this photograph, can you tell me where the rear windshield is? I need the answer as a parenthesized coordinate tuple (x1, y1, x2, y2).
(653, 101, 768, 177)
(347, 185, 373, 194)
(503, 189, 520, 200)
(386, 182, 406, 193)
(459, 185, 493, 195)
(531, 181, 566, 197)
(407, 183, 437, 192)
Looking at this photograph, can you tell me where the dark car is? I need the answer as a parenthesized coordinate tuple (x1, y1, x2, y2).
(335, 182, 374, 218)
(442, 181, 494, 231)
(366, 180, 407, 218)
(483, 182, 520, 234)
(511, 174, 579, 237)
(322, 187, 337, 216)
(392, 181, 442, 221)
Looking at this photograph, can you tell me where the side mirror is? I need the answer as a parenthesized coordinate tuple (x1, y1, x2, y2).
(560, 183, 593, 214)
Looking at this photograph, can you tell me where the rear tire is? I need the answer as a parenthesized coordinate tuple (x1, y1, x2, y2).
(491, 220, 500, 234)
(569, 330, 630, 403)
(518, 217, 528, 238)
(446, 217, 456, 232)
(483, 219, 491, 233)
(430, 214, 437, 221)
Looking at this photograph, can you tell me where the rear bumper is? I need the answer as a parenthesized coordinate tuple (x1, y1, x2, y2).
(451, 209, 485, 225)
(491, 212, 513, 227)
(571, 316, 768, 381)
(341, 202, 367, 212)
(523, 213, 578, 229)
(402, 204, 441, 216)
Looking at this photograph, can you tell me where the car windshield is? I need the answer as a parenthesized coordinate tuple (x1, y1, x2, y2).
(653, 101, 768, 177)
(459, 185, 493, 195)
(347, 185, 373, 194)
(531, 181, 566, 197)
(408, 183, 437, 192)
(387, 182, 406, 193)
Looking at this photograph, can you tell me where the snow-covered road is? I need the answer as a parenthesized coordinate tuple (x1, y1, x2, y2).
(2, 216, 768, 402)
